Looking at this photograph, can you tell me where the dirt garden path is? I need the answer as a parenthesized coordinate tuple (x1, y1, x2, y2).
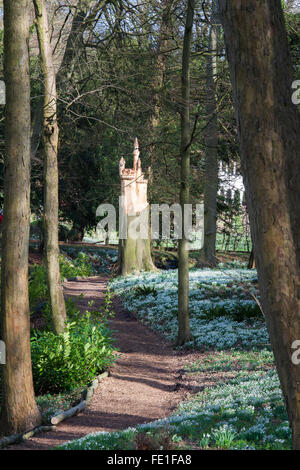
(10, 275, 192, 450)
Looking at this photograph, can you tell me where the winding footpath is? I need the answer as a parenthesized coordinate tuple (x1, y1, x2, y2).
(10, 275, 187, 450)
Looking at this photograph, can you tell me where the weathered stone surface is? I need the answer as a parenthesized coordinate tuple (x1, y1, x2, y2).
(119, 138, 155, 275)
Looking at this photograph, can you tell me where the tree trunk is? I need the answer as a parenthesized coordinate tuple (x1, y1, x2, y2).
(247, 248, 255, 269)
(177, 0, 195, 346)
(34, 0, 67, 335)
(219, 0, 300, 449)
(31, 1, 104, 161)
(0, 0, 42, 435)
(203, 11, 219, 266)
(119, 214, 154, 276)
(148, 0, 171, 176)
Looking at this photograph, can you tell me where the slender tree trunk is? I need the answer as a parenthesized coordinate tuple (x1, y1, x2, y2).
(203, 12, 219, 266)
(34, 0, 67, 334)
(177, 0, 195, 346)
(0, 0, 42, 435)
(219, 0, 300, 449)
(31, 1, 105, 160)
(247, 248, 255, 269)
(148, 0, 171, 175)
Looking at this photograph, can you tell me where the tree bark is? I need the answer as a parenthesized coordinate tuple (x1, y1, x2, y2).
(0, 0, 42, 435)
(148, 0, 172, 175)
(247, 248, 255, 270)
(34, 0, 67, 334)
(31, 1, 105, 161)
(177, 0, 195, 346)
(119, 214, 155, 276)
(203, 10, 219, 266)
(218, 0, 300, 449)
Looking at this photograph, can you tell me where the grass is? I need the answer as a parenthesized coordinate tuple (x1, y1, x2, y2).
(184, 350, 274, 374)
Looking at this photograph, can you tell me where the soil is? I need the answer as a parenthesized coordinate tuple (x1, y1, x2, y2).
(9, 275, 200, 450)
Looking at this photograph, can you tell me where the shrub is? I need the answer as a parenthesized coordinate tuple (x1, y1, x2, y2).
(29, 252, 94, 313)
(59, 252, 93, 279)
(29, 264, 48, 306)
(31, 313, 116, 394)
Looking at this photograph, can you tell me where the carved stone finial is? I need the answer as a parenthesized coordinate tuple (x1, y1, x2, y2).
(136, 158, 142, 177)
(133, 137, 140, 171)
(119, 156, 126, 176)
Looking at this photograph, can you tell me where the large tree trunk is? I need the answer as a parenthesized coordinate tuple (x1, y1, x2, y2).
(0, 0, 42, 435)
(34, 0, 67, 335)
(219, 0, 300, 449)
(203, 11, 219, 266)
(119, 218, 154, 276)
(177, 0, 195, 346)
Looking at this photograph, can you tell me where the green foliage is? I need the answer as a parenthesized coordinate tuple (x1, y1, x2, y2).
(200, 301, 262, 323)
(29, 264, 48, 306)
(31, 313, 116, 394)
(94, 288, 115, 322)
(58, 146, 119, 235)
(58, 223, 71, 242)
(59, 252, 93, 279)
(212, 425, 237, 449)
(27, 246, 117, 409)
(60, 246, 118, 274)
(133, 284, 158, 298)
(29, 252, 95, 313)
(185, 350, 274, 374)
(36, 389, 83, 425)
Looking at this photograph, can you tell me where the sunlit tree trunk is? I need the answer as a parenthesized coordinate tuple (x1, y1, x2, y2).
(0, 0, 42, 435)
(177, 0, 195, 346)
(219, 0, 300, 449)
(34, 0, 67, 334)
